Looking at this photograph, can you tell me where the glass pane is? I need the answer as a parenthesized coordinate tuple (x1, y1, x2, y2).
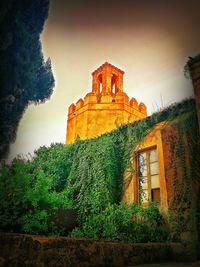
(140, 189, 149, 203)
(150, 162, 158, 175)
(139, 176, 148, 189)
(138, 153, 147, 176)
(151, 175, 160, 189)
(150, 149, 157, 163)
(138, 152, 146, 160)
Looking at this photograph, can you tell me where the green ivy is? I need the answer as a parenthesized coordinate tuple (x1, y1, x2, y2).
(0, 98, 198, 242)
(167, 110, 200, 242)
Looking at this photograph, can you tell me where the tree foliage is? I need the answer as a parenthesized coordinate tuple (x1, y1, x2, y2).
(0, 145, 73, 235)
(0, 0, 55, 160)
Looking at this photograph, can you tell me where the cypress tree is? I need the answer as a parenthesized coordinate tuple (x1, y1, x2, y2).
(0, 0, 55, 160)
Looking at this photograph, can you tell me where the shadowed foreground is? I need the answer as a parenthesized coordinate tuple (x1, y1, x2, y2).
(0, 233, 199, 267)
(133, 262, 200, 267)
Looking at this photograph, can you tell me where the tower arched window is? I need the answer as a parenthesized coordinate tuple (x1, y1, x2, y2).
(111, 74, 118, 94)
(98, 74, 103, 94)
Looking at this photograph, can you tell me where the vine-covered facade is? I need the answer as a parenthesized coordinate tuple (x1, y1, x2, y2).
(65, 60, 200, 253)
(1, 60, 199, 258)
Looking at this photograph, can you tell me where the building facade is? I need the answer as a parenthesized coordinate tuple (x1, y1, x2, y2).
(65, 61, 200, 253)
(66, 62, 147, 144)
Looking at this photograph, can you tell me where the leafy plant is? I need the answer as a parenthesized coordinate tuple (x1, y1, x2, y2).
(0, 99, 198, 242)
(0, 150, 73, 235)
(71, 202, 168, 242)
(0, 0, 55, 160)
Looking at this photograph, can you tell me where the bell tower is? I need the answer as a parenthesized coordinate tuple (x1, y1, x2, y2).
(66, 62, 147, 144)
(92, 62, 124, 95)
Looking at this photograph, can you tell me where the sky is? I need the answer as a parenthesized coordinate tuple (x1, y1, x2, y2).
(8, 0, 200, 161)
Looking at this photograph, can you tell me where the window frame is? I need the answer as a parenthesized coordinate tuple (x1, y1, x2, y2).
(136, 145, 160, 205)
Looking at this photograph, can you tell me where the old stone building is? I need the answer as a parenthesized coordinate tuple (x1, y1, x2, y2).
(0, 60, 199, 265)
(66, 61, 200, 216)
(66, 62, 147, 144)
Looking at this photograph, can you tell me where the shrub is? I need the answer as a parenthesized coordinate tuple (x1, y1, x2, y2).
(71, 202, 168, 242)
(0, 154, 73, 235)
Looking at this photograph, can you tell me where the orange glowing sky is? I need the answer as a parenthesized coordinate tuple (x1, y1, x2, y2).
(8, 0, 200, 161)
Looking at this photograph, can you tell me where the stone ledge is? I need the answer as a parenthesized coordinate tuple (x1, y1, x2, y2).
(0, 232, 196, 267)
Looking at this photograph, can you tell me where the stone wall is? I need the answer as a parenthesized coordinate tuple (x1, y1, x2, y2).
(0, 232, 192, 267)
(66, 62, 147, 144)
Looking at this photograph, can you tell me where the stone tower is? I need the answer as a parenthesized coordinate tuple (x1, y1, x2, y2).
(66, 62, 147, 144)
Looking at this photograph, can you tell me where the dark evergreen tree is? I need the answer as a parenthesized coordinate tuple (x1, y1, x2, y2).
(0, 0, 55, 160)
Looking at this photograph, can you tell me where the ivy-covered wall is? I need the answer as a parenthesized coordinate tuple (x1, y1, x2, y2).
(0, 99, 199, 252)
(161, 109, 200, 257)
(121, 100, 199, 256)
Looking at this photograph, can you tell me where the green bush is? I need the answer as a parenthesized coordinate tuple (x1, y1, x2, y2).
(71, 202, 168, 242)
(0, 149, 73, 235)
(0, 159, 35, 232)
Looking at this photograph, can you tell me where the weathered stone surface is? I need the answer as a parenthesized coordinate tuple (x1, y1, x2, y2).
(0, 232, 196, 267)
(66, 62, 147, 144)
(0, 257, 5, 267)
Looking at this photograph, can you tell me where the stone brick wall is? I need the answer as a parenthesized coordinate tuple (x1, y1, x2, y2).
(0, 232, 192, 267)
(66, 62, 147, 144)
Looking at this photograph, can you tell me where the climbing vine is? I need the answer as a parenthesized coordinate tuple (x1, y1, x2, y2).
(0, 98, 198, 242)
(167, 110, 200, 242)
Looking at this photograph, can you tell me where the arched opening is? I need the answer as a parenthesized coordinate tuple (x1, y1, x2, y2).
(111, 74, 118, 94)
(98, 74, 103, 94)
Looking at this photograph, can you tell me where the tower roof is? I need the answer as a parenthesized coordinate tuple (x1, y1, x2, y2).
(92, 62, 124, 75)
